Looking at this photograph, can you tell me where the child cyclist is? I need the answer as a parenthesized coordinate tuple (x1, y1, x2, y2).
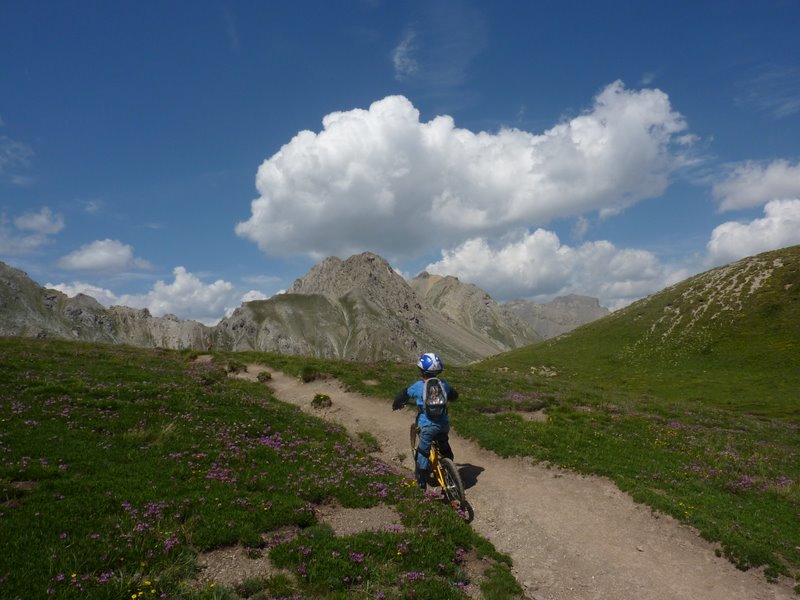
(392, 352, 459, 489)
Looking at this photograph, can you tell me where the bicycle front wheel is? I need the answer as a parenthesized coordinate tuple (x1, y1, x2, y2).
(409, 423, 418, 460)
(439, 457, 466, 508)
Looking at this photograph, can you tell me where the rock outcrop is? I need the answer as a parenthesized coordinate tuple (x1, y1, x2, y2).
(0, 261, 212, 349)
(410, 272, 542, 347)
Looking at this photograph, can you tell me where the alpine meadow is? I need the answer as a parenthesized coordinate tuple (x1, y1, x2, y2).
(1, 245, 799, 597)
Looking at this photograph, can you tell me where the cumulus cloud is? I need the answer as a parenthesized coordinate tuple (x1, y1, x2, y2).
(49, 267, 243, 326)
(45, 281, 120, 307)
(425, 228, 689, 310)
(120, 267, 237, 324)
(713, 159, 800, 211)
(0, 207, 63, 256)
(236, 82, 694, 261)
(58, 239, 153, 272)
(706, 199, 800, 266)
(240, 289, 268, 302)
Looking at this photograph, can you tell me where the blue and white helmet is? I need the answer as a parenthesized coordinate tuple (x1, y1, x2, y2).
(417, 352, 443, 375)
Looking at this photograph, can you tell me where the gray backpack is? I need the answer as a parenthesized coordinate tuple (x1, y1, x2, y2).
(423, 378, 448, 418)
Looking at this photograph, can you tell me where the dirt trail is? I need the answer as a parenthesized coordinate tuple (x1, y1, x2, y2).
(240, 365, 795, 600)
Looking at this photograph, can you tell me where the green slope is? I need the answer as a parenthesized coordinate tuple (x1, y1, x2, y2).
(480, 245, 800, 420)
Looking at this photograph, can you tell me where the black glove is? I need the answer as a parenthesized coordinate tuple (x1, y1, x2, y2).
(392, 389, 409, 411)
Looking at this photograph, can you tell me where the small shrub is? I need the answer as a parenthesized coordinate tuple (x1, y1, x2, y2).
(192, 363, 227, 386)
(257, 371, 272, 383)
(312, 393, 332, 409)
(227, 360, 247, 374)
(301, 365, 320, 382)
(237, 573, 296, 598)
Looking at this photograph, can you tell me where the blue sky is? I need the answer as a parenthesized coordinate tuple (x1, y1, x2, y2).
(2, 0, 799, 324)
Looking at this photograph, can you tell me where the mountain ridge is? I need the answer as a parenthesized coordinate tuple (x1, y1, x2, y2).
(502, 294, 610, 339)
(3, 253, 604, 364)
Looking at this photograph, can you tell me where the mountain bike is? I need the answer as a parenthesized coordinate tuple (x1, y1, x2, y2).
(410, 422, 473, 522)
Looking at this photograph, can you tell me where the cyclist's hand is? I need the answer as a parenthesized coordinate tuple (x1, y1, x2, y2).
(392, 389, 410, 411)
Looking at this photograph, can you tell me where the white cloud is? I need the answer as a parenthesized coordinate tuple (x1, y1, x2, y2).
(120, 267, 237, 324)
(713, 159, 800, 211)
(0, 207, 63, 256)
(640, 72, 656, 86)
(392, 30, 419, 80)
(706, 199, 800, 266)
(14, 207, 65, 234)
(241, 289, 268, 303)
(571, 216, 590, 240)
(82, 200, 103, 214)
(736, 65, 800, 119)
(425, 228, 689, 311)
(394, 3, 486, 90)
(50, 267, 242, 326)
(58, 239, 152, 272)
(236, 82, 694, 261)
(45, 281, 120, 307)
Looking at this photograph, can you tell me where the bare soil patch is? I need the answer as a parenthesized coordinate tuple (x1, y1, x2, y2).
(192, 544, 284, 590)
(488, 409, 549, 423)
(316, 499, 405, 537)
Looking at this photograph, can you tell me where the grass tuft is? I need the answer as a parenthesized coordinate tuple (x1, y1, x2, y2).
(311, 393, 332, 409)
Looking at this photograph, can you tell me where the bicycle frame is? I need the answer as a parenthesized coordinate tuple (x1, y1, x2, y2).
(410, 423, 470, 521)
(427, 441, 449, 491)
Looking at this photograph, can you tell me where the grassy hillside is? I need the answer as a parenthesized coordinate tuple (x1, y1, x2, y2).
(482, 245, 800, 420)
(0, 338, 520, 599)
(461, 246, 800, 586)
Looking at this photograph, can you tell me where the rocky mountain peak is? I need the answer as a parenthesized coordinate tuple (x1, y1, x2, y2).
(289, 252, 401, 297)
(287, 251, 421, 321)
